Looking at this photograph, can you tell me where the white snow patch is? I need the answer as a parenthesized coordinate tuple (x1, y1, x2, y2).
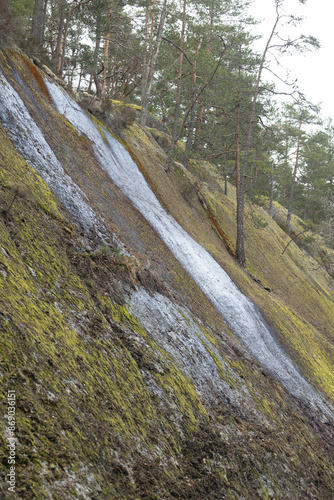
(128, 289, 257, 415)
(40, 78, 334, 419)
(0, 71, 106, 238)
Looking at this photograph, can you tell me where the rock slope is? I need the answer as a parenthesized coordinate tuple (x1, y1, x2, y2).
(0, 48, 334, 499)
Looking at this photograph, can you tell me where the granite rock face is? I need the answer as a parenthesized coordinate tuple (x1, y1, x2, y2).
(0, 49, 334, 499)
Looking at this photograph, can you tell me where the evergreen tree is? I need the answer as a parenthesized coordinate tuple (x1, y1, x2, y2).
(235, 0, 319, 266)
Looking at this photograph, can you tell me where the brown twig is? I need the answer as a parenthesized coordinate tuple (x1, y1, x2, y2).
(282, 227, 310, 255)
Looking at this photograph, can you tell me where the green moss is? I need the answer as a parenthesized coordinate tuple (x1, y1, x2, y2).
(0, 117, 210, 496)
(121, 113, 334, 406)
(89, 112, 107, 140)
(100, 297, 207, 434)
(110, 99, 141, 111)
(1, 48, 334, 499)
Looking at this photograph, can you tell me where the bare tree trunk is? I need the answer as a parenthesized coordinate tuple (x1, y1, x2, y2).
(250, 153, 259, 195)
(48, 15, 55, 56)
(144, 0, 157, 85)
(59, 0, 91, 77)
(269, 162, 274, 218)
(184, 106, 196, 169)
(140, 0, 168, 126)
(236, 67, 241, 195)
(102, 2, 113, 97)
(184, 37, 202, 168)
(286, 116, 302, 229)
(141, 4, 150, 106)
(171, 49, 224, 169)
(53, 1, 65, 72)
(77, 64, 83, 91)
(303, 181, 310, 220)
(167, 0, 187, 171)
(102, 34, 110, 96)
(235, 4, 280, 267)
(93, 34, 102, 98)
(141, 2, 157, 111)
(88, 73, 94, 94)
(32, 0, 48, 43)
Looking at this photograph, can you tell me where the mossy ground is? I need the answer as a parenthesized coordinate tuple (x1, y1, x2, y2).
(0, 49, 334, 499)
(0, 121, 208, 498)
(122, 124, 334, 405)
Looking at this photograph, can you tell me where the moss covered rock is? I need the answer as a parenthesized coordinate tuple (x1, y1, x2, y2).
(0, 48, 334, 499)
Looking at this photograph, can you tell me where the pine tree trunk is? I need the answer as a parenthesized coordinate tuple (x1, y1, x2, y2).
(184, 37, 202, 168)
(235, 9, 279, 267)
(141, 5, 150, 107)
(167, 0, 187, 172)
(102, 34, 110, 97)
(303, 182, 310, 220)
(77, 65, 83, 92)
(286, 117, 302, 229)
(32, 0, 47, 43)
(102, 2, 113, 97)
(236, 68, 241, 195)
(269, 163, 274, 218)
(184, 106, 196, 169)
(53, 1, 65, 73)
(93, 34, 102, 98)
(59, 0, 91, 77)
(140, 0, 167, 126)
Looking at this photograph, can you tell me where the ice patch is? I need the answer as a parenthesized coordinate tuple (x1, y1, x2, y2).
(42, 78, 334, 419)
(0, 71, 106, 238)
(128, 289, 266, 419)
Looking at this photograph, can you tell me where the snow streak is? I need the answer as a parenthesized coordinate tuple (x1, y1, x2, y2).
(5, 74, 329, 418)
(0, 71, 107, 238)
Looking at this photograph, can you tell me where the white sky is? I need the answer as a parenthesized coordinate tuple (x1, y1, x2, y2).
(248, 0, 334, 121)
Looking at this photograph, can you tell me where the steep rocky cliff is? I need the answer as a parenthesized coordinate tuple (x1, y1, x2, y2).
(0, 48, 334, 499)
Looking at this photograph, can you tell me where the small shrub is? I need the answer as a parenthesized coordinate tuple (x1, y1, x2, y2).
(101, 98, 114, 113)
(90, 243, 110, 259)
(112, 245, 126, 263)
(120, 106, 137, 127)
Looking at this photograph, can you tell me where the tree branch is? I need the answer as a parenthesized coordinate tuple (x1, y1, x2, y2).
(162, 37, 193, 66)
(175, 48, 226, 144)
(282, 227, 310, 255)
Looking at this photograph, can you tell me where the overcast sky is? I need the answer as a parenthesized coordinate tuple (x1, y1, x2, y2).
(247, 0, 334, 121)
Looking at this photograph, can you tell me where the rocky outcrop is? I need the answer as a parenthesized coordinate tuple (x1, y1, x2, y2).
(0, 49, 334, 499)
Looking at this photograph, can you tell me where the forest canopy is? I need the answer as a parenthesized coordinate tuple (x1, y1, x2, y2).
(2, 0, 334, 256)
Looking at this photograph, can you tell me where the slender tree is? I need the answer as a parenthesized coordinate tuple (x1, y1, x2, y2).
(140, 0, 168, 126)
(32, 0, 48, 43)
(235, 2, 281, 266)
(167, 0, 187, 171)
(184, 36, 203, 168)
(51, 0, 66, 71)
(235, 0, 319, 266)
(286, 114, 302, 228)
